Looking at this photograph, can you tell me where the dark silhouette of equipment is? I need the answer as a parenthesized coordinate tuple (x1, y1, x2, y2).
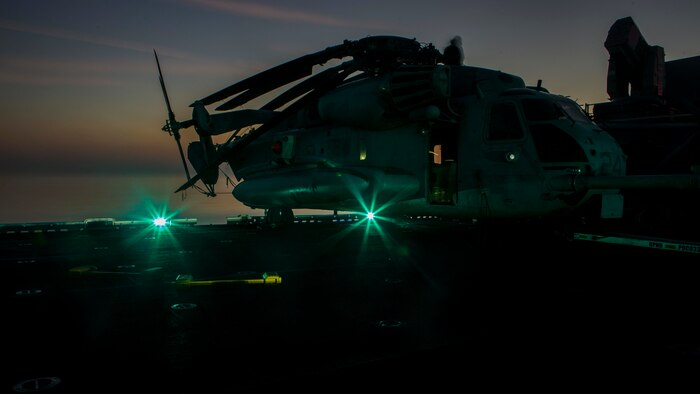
(593, 16, 700, 175)
(590, 16, 700, 235)
(604, 16, 665, 100)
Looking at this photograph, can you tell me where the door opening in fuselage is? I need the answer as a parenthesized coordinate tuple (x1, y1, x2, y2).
(428, 124, 458, 205)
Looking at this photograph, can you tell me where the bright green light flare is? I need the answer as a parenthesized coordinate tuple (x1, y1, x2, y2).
(141, 200, 178, 228)
(366, 212, 375, 220)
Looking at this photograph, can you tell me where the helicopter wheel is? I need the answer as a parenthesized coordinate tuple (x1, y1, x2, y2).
(265, 208, 294, 227)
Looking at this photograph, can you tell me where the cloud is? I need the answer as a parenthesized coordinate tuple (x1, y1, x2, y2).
(0, 18, 192, 59)
(0, 55, 132, 87)
(0, 72, 117, 87)
(183, 0, 392, 30)
(0, 52, 251, 88)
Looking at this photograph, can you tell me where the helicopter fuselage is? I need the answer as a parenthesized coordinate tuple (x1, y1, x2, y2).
(226, 65, 627, 219)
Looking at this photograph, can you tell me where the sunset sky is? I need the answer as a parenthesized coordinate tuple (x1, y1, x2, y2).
(1, 0, 700, 224)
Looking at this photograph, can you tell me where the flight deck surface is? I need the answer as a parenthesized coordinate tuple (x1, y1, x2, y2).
(4, 217, 700, 392)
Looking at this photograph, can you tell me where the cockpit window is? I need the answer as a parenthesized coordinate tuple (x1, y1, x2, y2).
(522, 99, 564, 122)
(522, 97, 592, 124)
(556, 98, 591, 123)
(487, 102, 524, 141)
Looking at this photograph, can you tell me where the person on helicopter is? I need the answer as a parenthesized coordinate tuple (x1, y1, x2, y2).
(442, 35, 464, 65)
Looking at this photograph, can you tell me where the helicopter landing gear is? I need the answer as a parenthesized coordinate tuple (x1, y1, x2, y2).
(264, 208, 294, 227)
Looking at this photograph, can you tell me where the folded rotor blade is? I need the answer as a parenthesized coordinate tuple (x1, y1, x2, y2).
(196, 42, 351, 109)
(260, 61, 355, 111)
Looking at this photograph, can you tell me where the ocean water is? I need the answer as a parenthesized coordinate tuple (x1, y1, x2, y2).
(0, 174, 262, 225)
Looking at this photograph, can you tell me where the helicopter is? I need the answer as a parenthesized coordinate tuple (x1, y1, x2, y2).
(156, 34, 700, 226)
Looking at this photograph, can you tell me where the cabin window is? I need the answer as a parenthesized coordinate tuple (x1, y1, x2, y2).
(487, 102, 524, 141)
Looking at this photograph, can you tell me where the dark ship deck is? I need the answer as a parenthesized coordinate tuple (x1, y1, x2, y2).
(4, 215, 700, 392)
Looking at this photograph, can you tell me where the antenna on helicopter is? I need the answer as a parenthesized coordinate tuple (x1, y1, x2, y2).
(154, 50, 192, 181)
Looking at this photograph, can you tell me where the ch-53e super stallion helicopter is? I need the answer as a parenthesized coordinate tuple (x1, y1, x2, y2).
(156, 34, 699, 226)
